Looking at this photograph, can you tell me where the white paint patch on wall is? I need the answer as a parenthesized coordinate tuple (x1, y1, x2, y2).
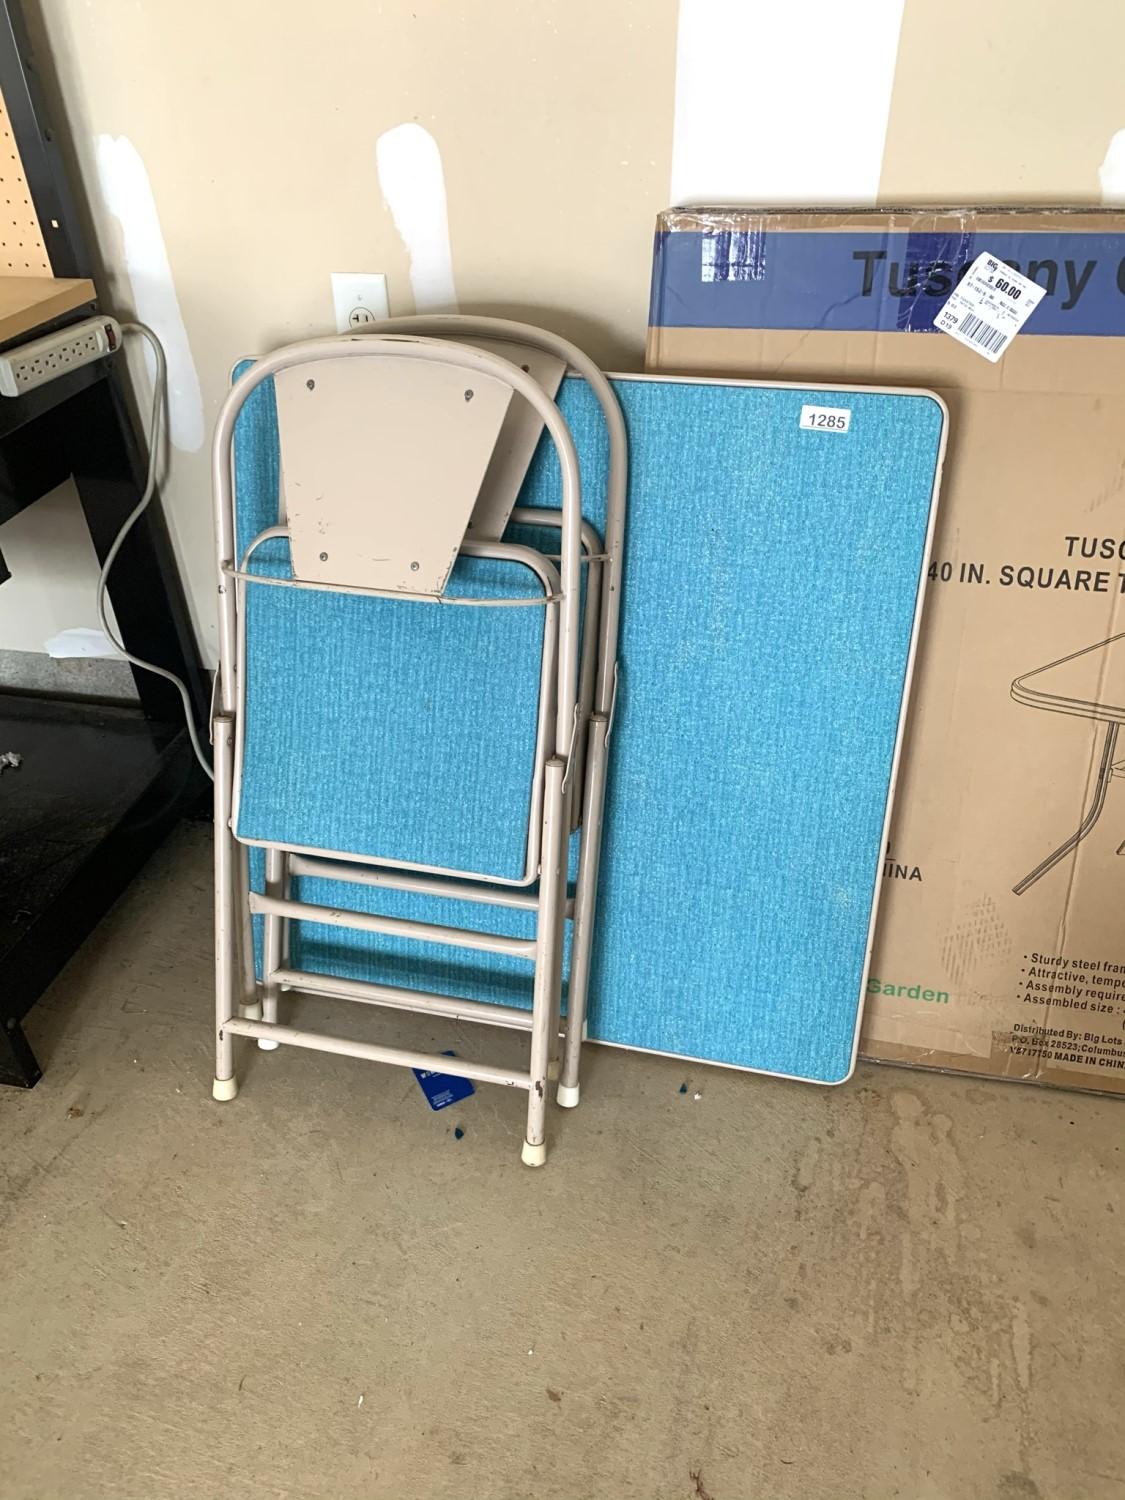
(1098, 130, 1125, 203)
(95, 134, 204, 452)
(376, 123, 459, 312)
(0, 483, 106, 650)
(670, 0, 907, 205)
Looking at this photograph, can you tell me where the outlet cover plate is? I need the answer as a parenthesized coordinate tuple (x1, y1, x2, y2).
(330, 273, 389, 334)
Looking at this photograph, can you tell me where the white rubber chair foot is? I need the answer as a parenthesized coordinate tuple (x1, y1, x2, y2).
(521, 1139, 547, 1168)
(212, 1076, 239, 1102)
(256, 1037, 280, 1051)
(240, 1000, 263, 1021)
(556, 1081, 580, 1108)
(547, 1058, 560, 1082)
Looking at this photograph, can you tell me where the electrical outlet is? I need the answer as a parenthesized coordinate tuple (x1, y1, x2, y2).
(330, 273, 389, 335)
(0, 316, 121, 397)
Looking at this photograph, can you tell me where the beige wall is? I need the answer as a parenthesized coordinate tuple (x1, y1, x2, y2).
(5, 0, 677, 659)
(880, 0, 1125, 201)
(0, 0, 1122, 663)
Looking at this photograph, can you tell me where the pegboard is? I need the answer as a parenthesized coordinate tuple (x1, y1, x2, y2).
(0, 80, 50, 275)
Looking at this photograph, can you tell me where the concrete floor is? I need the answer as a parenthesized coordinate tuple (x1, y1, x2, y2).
(1, 824, 1122, 1500)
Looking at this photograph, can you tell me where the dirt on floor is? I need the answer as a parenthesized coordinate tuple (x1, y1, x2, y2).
(1, 823, 1122, 1500)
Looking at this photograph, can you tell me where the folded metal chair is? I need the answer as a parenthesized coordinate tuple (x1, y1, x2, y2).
(211, 319, 626, 1164)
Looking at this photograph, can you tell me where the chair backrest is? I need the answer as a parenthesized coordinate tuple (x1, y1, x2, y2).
(212, 331, 611, 883)
(215, 334, 590, 750)
(274, 350, 514, 595)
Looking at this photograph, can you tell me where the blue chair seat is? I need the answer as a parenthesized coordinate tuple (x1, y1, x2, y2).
(235, 543, 550, 882)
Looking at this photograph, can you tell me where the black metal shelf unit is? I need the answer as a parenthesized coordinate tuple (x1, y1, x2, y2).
(0, 0, 209, 1086)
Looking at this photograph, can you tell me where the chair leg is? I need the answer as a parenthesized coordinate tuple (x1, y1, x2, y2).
(547, 1003, 563, 1083)
(558, 713, 610, 1108)
(213, 717, 239, 1101)
(1013, 721, 1119, 895)
(524, 757, 567, 1167)
(237, 843, 262, 1021)
(257, 848, 286, 1050)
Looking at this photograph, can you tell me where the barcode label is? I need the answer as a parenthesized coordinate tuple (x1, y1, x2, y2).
(934, 252, 1046, 362)
(955, 311, 1007, 355)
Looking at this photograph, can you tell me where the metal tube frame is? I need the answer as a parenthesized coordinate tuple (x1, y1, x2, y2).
(212, 716, 237, 1098)
(223, 1017, 531, 1091)
(258, 848, 286, 1049)
(212, 319, 627, 1164)
(510, 510, 604, 834)
(236, 843, 262, 1021)
(248, 890, 539, 960)
(272, 967, 547, 1033)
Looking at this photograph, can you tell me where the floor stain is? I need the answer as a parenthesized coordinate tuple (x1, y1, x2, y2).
(792, 1137, 819, 1194)
(1011, 1301, 1032, 1394)
(689, 1468, 713, 1500)
(998, 1473, 1042, 1499)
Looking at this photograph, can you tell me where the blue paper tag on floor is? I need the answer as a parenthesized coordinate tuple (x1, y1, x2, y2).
(413, 1051, 475, 1111)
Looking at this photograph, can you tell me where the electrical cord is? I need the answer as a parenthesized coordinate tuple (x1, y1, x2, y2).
(95, 320, 214, 780)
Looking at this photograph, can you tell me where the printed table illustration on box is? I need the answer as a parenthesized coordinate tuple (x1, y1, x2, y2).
(1011, 631, 1125, 894)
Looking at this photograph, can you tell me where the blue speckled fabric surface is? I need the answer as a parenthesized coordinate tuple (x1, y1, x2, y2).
(234, 371, 943, 1082)
(232, 365, 548, 882)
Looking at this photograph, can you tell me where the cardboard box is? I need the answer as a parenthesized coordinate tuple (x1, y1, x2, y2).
(647, 207, 1125, 1093)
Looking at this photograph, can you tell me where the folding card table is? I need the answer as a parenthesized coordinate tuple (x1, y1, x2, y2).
(231, 363, 946, 1091)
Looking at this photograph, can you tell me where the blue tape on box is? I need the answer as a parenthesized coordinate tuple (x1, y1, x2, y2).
(413, 1052, 475, 1111)
(649, 229, 1125, 337)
